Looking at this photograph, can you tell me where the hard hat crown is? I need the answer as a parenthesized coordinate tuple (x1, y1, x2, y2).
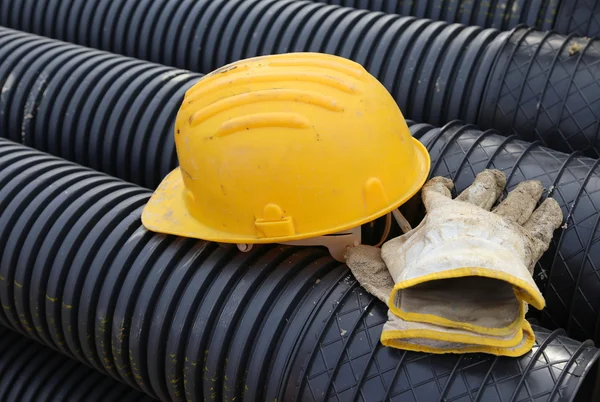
(142, 53, 430, 244)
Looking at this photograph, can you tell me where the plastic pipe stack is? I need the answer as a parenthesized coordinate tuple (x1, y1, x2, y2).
(0, 136, 599, 401)
(2, 28, 600, 345)
(2, 1, 600, 157)
(2, 0, 600, 401)
(5, 0, 598, 36)
(312, 0, 600, 36)
(0, 28, 201, 189)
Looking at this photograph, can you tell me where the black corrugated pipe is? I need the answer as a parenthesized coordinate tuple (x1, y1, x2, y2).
(0, 136, 599, 402)
(0, 25, 501, 187)
(0, 27, 202, 190)
(0, 6, 506, 128)
(3, 15, 600, 160)
(0, 327, 155, 401)
(478, 26, 600, 158)
(310, 0, 600, 37)
(3, 26, 600, 345)
(553, 0, 600, 37)
(2, 0, 600, 50)
(312, 0, 559, 31)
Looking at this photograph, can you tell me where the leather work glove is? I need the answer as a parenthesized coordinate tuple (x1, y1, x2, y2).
(345, 169, 563, 356)
(346, 245, 535, 355)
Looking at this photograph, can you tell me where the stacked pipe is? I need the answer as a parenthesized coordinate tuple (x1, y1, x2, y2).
(477, 26, 600, 158)
(0, 27, 202, 189)
(0, 6, 504, 127)
(4, 0, 600, 44)
(2, 2, 600, 401)
(0, 327, 154, 401)
(315, 0, 557, 31)
(553, 0, 600, 37)
(312, 0, 600, 37)
(0, 135, 599, 401)
(3, 26, 600, 346)
(2, 4, 600, 159)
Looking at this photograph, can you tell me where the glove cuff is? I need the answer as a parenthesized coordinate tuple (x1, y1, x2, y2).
(390, 292, 525, 336)
(387, 237, 545, 335)
(381, 318, 536, 357)
(388, 236, 545, 307)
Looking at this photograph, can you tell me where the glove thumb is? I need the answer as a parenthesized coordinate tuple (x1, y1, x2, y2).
(345, 245, 395, 304)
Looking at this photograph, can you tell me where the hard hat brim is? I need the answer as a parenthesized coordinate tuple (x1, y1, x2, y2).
(141, 137, 431, 244)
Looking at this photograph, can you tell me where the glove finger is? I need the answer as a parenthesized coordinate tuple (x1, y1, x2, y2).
(492, 180, 544, 225)
(345, 245, 395, 304)
(421, 176, 453, 211)
(455, 169, 506, 210)
(523, 198, 564, 263)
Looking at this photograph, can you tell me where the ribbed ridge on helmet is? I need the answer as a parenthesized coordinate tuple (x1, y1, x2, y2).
(215, 112, 312, 137)
(187, 89, 344, 127)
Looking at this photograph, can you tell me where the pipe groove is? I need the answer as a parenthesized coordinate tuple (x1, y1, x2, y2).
(0, 327, 155, 401)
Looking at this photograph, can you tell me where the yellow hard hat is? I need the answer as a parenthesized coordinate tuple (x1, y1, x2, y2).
(142, 52, 430, 256)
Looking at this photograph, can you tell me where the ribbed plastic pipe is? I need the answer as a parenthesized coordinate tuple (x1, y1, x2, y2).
(3, 0, 599, 47)
(3, 26, 600, 345)
(4, 17, 600, 164)
(554, 0, 600, 37)
(0, 27, 202, 190)
(478, 26, 600, 158)
(0, 136, 598, 402)
(311, 0, 600, 37)
(0, 6, 505, 127)
(3, 4, 600, 152)
(312, 0, 559, 31)
(0, 327, 154, 401)
(0, 22, 491, 182)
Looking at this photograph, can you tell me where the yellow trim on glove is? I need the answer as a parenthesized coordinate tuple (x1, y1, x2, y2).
(380, 321, 536, 357)
(381, 316, 525, 349)
(388, 267, 545, 335)
(390, 295, 526, 337)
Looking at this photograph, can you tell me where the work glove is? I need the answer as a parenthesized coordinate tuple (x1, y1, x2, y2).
(346, 169, 563, 356)
(346, 244, 534, 356)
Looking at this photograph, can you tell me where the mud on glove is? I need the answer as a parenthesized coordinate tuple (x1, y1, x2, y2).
(346, 169, 563, 356)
